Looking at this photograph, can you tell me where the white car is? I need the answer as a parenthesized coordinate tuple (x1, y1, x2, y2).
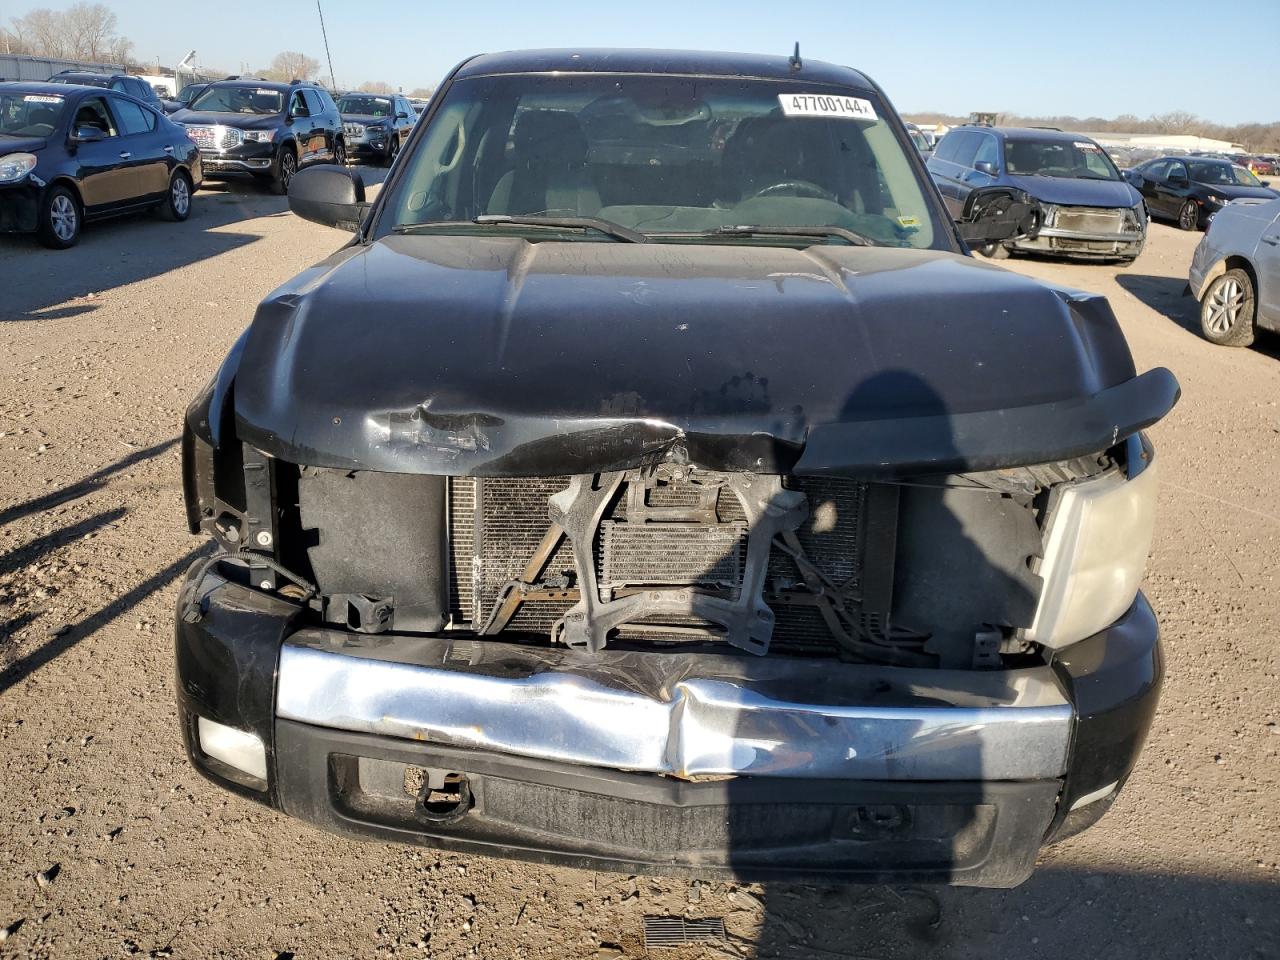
(1189, 197, 1280, 346)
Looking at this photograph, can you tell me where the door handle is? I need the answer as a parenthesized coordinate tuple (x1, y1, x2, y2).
(119, 151, 131, 159)
(163, 145, 175, 154)
(1263, 235, 1280, 246)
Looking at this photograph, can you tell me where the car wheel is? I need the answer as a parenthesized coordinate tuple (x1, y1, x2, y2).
(332, 138, 347, 167)
(976, 241, 1010, 260)
(384, 136, 400, 167)
(270, 147, 297, 195)
(156, 169, 193, 222)
(37, 185, 81, 250)
(1200, 268, 1256, 347)
(1178, 200, 1200, 231)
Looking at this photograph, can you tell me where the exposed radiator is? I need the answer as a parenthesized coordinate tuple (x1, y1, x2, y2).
(447, 473, 885, 655)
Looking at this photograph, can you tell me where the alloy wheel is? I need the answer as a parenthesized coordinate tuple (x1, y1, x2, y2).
(1205, 277, 1245, 335)
(50, 194, 77, 242)
(172, 176, 190, 216)
(281, 153, 296, 188)
(1179, 202, 1198, 230)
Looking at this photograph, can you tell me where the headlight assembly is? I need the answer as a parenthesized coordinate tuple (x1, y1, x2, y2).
(1022, 435, 1159, 650)
(244, 130, 275, 143)
(0, 153, 37, 183)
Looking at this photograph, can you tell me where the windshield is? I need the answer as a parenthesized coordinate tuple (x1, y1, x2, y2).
(189, 85, 284, 115)
(1190, 161, 1261, 187)
(0, 92, 66, 136)
(1004, 137, 1120, 181)
(177, 83, 203, 101)
(337, 95, 391, 117)
(380, 73, 944, 248)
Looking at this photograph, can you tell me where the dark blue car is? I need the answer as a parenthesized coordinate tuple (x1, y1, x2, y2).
(928, 126, 1146, 262)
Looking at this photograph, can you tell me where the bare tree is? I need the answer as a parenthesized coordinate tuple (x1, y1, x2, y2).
(263, 51, 320, 82)
(408, 87, 434, 100)
(63, 2, 117, 60)
(12, 8, 70, 59)
(357, 80, 395, 94)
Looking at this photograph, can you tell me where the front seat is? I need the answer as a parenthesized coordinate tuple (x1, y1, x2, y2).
(486, 110, 601, 217)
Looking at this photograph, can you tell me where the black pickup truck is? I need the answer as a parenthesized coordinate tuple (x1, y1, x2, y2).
(175, 48, 1177, 887)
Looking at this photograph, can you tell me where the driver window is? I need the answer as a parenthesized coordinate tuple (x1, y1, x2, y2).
(74, 97, 118, 137)
(1168, 161, 1188, 182)
(290, 92, 309, 117)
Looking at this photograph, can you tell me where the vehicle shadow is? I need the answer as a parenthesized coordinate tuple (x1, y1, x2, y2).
(0, 545, 207, 696)
(0, 437, 177, 528)
(0, 178, 286, 322)
(725, 370, 1053, 956)
(740, 865, 1277, 959)
(1115, 274, 1280, 360)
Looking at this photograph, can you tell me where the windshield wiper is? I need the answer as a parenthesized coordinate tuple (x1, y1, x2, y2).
(695, 224, 873, 246)
(393, 215, 646, 243)
(475, 214, 647, 243)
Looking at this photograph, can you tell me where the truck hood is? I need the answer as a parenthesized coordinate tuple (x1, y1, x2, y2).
(171, 111, 279, 132)
(1007, 174, 1142, 209)
(0, 134, 47, 154)
(228, 236, 1177, 476)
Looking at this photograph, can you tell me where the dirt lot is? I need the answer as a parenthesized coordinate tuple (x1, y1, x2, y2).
(1, 182, 1277, 960)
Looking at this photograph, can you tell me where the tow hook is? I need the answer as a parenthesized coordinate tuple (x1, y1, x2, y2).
(415, 771, 473, 825)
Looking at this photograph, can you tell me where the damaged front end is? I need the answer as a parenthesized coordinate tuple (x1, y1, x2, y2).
(175, 237, 1177, 885)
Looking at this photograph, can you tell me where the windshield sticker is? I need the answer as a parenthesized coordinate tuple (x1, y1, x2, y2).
(1074, 141, 1100, 151)
(778, 93, 876, 122)
(23, 95, 63, 103)
(256, 88, 278, 96)
(897, 215, 920, 227)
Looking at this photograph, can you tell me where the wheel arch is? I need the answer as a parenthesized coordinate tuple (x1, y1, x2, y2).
(1197, 254, 1257, 302)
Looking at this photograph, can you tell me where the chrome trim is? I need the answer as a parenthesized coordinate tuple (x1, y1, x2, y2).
(276, 635, 1073, 781)
(1032, 227, 1145, 242)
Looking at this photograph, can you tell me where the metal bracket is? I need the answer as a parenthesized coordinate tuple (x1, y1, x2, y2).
(549, 472, 807, 655)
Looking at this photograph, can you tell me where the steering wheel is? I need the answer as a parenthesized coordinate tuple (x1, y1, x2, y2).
(748, 180, 839, 203)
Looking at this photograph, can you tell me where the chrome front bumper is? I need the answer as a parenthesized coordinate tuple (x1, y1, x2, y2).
(276, 632, 1073, 782)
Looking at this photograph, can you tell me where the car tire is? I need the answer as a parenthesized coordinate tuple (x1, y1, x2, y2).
(37, 184, 82, 250)
(976, 242, 1010, 260)
(270, 147, 297, 195)
(156, 169, 193, 222)
(1200, 268, 1256, 347)
(1178, 200, 1200, 231)
(384, 137, 400, 168)
(332, 138, 347, 167)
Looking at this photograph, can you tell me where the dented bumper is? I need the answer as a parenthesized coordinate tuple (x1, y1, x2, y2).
(175, 566, 1162, 885)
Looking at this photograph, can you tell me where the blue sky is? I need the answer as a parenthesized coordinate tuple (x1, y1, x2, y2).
(19, 0, 1279, 124)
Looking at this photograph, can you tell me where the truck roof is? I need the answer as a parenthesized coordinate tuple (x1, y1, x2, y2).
(454, 48, 875, 90)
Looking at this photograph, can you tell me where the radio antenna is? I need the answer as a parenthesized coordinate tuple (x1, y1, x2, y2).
(789, 42, 802, 71)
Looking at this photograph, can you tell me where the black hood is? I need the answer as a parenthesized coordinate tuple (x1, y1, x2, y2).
(226, 237, 1176, 476)
(340, 113, 390, 124)
(171, 110, 281, 131)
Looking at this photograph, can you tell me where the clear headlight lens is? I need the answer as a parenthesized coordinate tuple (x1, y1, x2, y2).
(243, 129, 275, 143)
(343, 122, 364, 137)
(1023, 437, 1159, 650)
(0, 152, 37, 183)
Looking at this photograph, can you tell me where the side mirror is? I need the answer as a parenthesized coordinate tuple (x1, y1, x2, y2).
(1262, 180, 1271, 188)
(955, 185, 1042, 245)
(974, 160, 998, 176)
(396, 111, 409, 120)
(71, 125, 104, 143)
(288, 165, 368, 231)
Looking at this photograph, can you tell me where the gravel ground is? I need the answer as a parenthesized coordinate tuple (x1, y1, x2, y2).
(0, 182, 1277, 960)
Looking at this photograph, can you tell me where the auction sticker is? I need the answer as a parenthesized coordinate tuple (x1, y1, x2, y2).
(23, 95, 62, 103)
(779, 93, 876, 121)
